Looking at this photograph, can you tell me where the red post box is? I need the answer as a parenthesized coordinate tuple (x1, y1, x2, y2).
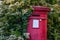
(27, 6, 50, 40)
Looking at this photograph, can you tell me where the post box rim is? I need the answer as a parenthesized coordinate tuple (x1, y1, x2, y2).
(32, 6, 51, 12)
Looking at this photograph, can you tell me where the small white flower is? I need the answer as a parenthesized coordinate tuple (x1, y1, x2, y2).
(14, 2, 19, 5)
(0, 1, 2, 5)
(23, 33, 30, 39)
(8, 35, 16, 40)
(51, 8, 54, 11)
(9, 4, 14, 9)
(18, 36, 24, 40)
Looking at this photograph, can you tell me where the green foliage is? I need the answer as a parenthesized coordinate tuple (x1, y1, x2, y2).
(0, 0, 60, 40)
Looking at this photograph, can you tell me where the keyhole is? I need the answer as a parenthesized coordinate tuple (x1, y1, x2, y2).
(40, 19, 42, 21)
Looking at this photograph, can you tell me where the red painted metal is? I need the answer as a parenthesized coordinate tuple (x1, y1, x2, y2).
(27, 6, 50, 40)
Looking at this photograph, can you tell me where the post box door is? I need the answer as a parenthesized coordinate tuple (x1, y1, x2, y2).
(27, 18, 47, 40)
